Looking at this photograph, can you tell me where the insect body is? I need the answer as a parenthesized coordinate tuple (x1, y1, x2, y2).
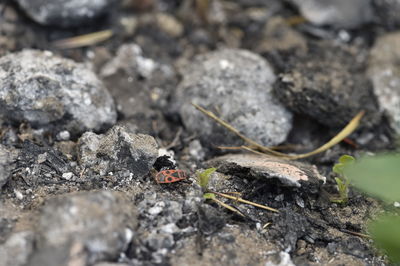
(156, 169, 187, 183)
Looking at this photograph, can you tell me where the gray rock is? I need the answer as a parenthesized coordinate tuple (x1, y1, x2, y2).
(368, 32, 400, 134)
(175, 49, 293, 147)
(289, 0, 373, 29)
(15, 0, 116, 28)
(77, 125, 158, 176)
(0, 144, 17, 189)
(0, 50, 117, 136)
(274, 41, 380, 128)
(0, 231, 35, 266)
(30, 191, 136, 265)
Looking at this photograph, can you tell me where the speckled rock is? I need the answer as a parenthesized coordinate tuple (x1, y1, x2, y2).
(289, 0, 373, 29)
(29, 191, 136, 265)
(175, 49, 293, 147)
(77, 125, 158, 176)
(15, 0, 116, 28)
(368, 32, 400, 134)
(274, 41, 380, 128)
(0, 50, 117, 136)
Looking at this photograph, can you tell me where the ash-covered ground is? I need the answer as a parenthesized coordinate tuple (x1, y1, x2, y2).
(0, 0, 399, 265)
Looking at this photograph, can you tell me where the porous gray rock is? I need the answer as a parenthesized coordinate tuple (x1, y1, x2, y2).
(289, 0, 373, 29)
(274, 41, 380, 128)
(15, 0, 116, 28)
(0, 50, 117, 136)
(77, 125, 158, 176)
(30, 191, 136, 265)
(368, 32, 400, 134)
(175, 49, 293, 147)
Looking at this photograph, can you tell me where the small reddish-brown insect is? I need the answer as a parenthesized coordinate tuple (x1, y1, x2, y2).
(155, 169, 187, 183)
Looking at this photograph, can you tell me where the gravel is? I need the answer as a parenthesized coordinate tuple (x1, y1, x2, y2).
(15, 0, 117, 27)
(175, 49, 293, 147)
(0, 50, 117, 136)
(77, 125, 158, 177)
(368, 32, 400, 134)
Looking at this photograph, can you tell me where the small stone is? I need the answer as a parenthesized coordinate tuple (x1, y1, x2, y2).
(290, 0, 373, 29)
(56, 130, 70, 141)
(30, 191, 136, 265)
(368, 32, 400, 134)
(77, 125, 158, 177)
(155, 13, 184, 38)
(100, 43, 159, 79)
(14, 189, 23, 200)
(61, 172, 74, 180)
(0, 50, 117, 136)
(274, 41, 380, 128)
(256, 16, 307, 55)
(15, 0, 117, 28)
(175, 49, 292, 147)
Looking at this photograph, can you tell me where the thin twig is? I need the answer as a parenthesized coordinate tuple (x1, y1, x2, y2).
(341, 229, 371, 239)
(192, 103, 365, 160)
(213, 191, 279, 213)
(211, 198, 245, 217)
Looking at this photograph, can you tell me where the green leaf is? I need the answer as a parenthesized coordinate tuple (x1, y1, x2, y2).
(333, 155, 355, 175)
(368, 214, 400, 263)
(203, 193, 216, 200)
(345, 154, 400, 202)
(339, 155, 356, 164)
(197, 168, 217, 189)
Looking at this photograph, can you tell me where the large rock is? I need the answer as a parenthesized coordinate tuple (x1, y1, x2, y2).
(77, 125, 158, 176)
(368, 32, 400, 134)
(15, 0, 116, 28)
(289, 0, 373, 29)
(175, 49, 293, 147)
(274, 41, 380, 128)
(0, 50, 117, 136)
(29, 191, 136, 265)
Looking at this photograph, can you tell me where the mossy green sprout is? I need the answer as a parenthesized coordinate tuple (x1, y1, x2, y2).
(331, 155, 355, 204)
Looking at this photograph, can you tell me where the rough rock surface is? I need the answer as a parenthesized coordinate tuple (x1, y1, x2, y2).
(368, 32, 400, 134)
(15, 0, 116, 27)
(0, 144, 17, 189)
(0, 50, 117, 136)
(175, 49, 293, 147)
(289, 0, 373, 29)
(274, 42, 380, 128)
(78, 125, 158, 176)
(29, 191, 136, 265)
